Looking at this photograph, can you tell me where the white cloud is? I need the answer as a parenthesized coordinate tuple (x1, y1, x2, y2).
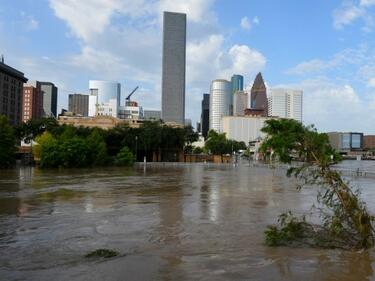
(240, 16, 259, 31)
(287, 46, 367, 75)
(49, 0, 216, 42)
(240, 17, 251, 30)
(333, 1, 375, 31)
(158, 0, 216, 23)
(49, 0, 123, 41)
(333, 5, 363, 29)
(368, 77, 375, 87)
(274, 78, 375, 133)
(360, 0, 375, 7)
(224, 45, 266, 78)
(186, 35, 266, 88)
(287, 59, 329, 75)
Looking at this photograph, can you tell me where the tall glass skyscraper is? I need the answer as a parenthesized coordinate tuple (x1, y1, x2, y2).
(161, 11, 186, 125)
(231, 74, 244, 94)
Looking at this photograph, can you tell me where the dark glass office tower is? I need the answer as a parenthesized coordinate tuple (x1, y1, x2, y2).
(201, 93, 209, 138)
(161, 11, 186, 125)
(40, 82, 58, 117)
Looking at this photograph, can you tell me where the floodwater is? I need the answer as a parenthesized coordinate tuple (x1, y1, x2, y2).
(1, 162, 375, 281)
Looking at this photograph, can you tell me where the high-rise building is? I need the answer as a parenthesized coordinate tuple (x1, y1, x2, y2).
(40, 82, 58, 117)
(231, 74, 244, 94)
(209, 79, 232, 132)
(144, 110, 161, 120)
(88, 80, 121, 118)
(233, 91, 248, 116)
(161, 11, 186, 125)
(0, 59, 28, 125)
(68, 94, 89, 116)
(268, 88, 303, 122)
(200, 93, 210, 138)
(250, 72, 267, 116)
(22, 81, 43, 122)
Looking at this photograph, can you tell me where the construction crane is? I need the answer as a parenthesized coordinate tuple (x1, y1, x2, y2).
(126, 86, 139, 102)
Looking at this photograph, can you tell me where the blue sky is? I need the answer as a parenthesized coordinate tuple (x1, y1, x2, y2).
(1, 0, 375, 133)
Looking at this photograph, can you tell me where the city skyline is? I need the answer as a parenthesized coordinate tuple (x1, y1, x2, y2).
(1, 1, 375, 133)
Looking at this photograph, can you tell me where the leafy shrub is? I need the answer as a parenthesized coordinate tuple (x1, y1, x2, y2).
(115, 146, 134, 166)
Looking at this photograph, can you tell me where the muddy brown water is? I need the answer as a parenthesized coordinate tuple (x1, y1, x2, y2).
(1, 163, 375, 281)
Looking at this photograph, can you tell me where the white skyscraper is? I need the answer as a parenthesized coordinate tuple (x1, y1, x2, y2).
(209, 79, 232, 132)
(268, 88, 303, 122)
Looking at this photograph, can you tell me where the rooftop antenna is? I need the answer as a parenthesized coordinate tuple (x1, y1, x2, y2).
(1, 54, 4, 64)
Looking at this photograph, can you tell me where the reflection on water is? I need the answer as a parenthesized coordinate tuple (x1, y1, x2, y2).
(0, 162, 374, 281)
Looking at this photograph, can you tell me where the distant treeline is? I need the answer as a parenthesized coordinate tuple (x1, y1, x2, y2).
(0, 115, 247, 168)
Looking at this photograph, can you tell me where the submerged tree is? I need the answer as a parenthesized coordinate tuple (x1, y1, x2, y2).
(261, 119, 374, 250)
(0, 115, 16, 167)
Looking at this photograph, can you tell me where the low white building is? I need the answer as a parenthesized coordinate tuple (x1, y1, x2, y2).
(222, 116, 276, 144)
(118, 101, 143, 120)
(97, 98, 118, 118)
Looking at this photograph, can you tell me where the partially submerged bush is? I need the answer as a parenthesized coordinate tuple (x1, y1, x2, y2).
(85, 249, 119, 258)
(265, 212, 310, 247)
(261, 119, 375, 250)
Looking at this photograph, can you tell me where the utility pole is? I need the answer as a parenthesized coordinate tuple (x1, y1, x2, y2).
(135, 136, 138, 162)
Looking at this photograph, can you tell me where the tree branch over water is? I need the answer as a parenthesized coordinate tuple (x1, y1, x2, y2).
(260, 119, 374, 250)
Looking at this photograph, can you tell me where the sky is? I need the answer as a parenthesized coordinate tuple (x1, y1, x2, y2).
(1, 0, 375, 133)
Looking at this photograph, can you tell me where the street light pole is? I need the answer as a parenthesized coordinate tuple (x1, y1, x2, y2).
(135, 136, 138, 162)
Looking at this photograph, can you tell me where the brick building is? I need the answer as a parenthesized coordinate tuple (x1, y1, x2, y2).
(364, 135, 375, 150)
(22, 81, 44, 122)
(0, 58, 28, 125)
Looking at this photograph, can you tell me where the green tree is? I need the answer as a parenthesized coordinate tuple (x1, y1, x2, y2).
(60, 137, 90, 167)
(261, 119, 374, 250)
(0, 115, 16, 167)
(205, 130, 228, 155)
(115, 146, 135, 166)
(87, 129, 108, 165)
(227, 139, 247, 153)
(15, 117, 59, 143)
(192, 146, 203, 154)
(139, 121, 162, 153)
(184, 125, 199, 145)
(35, 132, 61, 168)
